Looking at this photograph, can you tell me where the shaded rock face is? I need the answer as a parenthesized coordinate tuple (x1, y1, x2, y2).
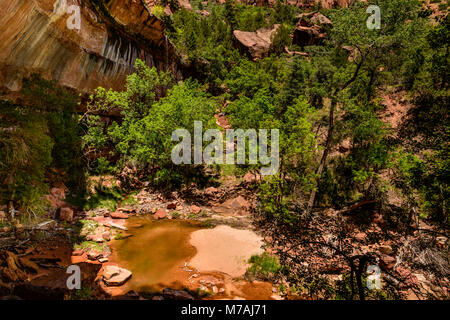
(292, 12, 332, 48)
(0, 0, 182, 99)
(233, 25, 280, 60)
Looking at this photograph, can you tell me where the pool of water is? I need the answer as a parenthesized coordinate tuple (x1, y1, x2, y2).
(109, 217, 274, 299)
(110, 217, 201, 292)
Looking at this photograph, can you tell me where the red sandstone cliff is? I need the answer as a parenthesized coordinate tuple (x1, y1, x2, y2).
(0, 0, 182, 99)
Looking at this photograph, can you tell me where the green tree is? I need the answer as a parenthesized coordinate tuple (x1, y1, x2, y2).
(0, 102, 53, 220)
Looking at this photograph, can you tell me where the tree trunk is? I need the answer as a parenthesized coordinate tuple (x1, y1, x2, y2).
(7, 200, 15, 220)
(305, 99, 336, 216)
(356, 258, 367, 301)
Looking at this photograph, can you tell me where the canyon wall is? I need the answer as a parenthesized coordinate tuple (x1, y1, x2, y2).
(241, 0, 355, 8)
(0, 0, 182, 99)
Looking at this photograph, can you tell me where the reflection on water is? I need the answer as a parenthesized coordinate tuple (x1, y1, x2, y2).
(110, 217, 201, 292)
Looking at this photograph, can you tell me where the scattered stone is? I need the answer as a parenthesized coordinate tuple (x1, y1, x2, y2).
(205, 187, 218, 195)
(50, 186, 66, 199)
(215, 196, 251, 215)
(35, 220, 57, 230)
(309, 12, 333, 27)
(190, 205, 201, 214)
(167, 203, 177, 210)
(86, 233, 104, 243)
(110, 211, 129, 219)
(372, 213, 385, 225)
(355, 232, 366, 241)
(102, 266, 132, 286)
(154, 209, 167, 220)
(59, 207, 73, 222)
(108, 222, 127, 231)
(188, 273, 199, 280)
(162, 288, 194, 300)
(196, 9, 210, 17)
(87, 250, 103, 261)
(435, 236, 447, 249)
(178, 0, 192, 11)
(244, 172, 260, 183)
(72, 250, 84, 256)
(379, 254, 396, 270)
(71, 254, 87, 264)
(379, 245, 393, 255)
(102, 232, 111, 241)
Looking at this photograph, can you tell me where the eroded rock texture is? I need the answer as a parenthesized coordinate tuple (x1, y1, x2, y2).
(233, 25, 280, 60)
(0, 0, 182, 98)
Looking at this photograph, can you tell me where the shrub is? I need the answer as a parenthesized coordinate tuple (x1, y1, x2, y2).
(246, 252, 282, 280)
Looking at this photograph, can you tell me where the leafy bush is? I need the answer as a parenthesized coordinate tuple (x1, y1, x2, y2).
(246, 252, 282, 280)
(83, 60, 217, 188)
(0, 101, 53, 220)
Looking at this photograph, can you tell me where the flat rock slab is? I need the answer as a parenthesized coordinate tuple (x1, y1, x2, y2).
(92, 216, 127, 230)
(102, 265, 132, 286)
(188, 225, 263, 278)
(110, 212, 129, 219)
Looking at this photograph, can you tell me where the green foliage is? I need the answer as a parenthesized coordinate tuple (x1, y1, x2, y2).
(270, 24, 293, 55)
(151, 5, 166, 20)
(270, 0, 299, 25)
(225, 58, 282, 99)
(21, 75, 85, 191)
(343, 102, 390, 197)
(0, 101, 53, 218)
(224, 0, 238, 30)
(246, 252, 282, 280)
(169, 7, 236, 88)
(167, 2, 297, 89)
(235, 3, 267, 31)
(258, 175, 293, 225)
(200, 218, 214, 228)
(395, 16, 449, 224)
(74, 240, 104, 252)
(395, 149, 449, 224)
(83, 60, 217, 188)
(69, 287, 93, 300)
(85, 184, 123, 211)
